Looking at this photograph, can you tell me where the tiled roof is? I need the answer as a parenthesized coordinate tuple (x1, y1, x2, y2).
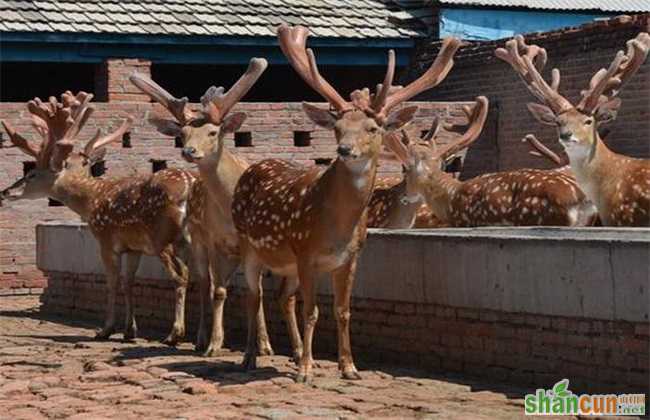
(0, 0, 425, 39)
(434, 0, 650, 12)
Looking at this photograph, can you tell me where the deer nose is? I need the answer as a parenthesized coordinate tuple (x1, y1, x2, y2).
(337, 144, 352, 157)
(182, 147, 196, 158)
(559, 131, 573, 141)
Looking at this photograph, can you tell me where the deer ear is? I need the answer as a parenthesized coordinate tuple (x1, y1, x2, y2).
(302, 102, 337, 129)
(594, 97, 621, 125)
(385, 106, 418, 131)
(88, 147, 107, 165)
(527, 103, 557, 126)
(221, 112, 247, 134)
(149, 117, 182, 137)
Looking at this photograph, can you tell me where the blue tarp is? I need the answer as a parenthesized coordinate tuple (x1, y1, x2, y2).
(440, 8, 612, 40)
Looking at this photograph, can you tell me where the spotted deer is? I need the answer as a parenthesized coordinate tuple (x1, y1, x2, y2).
(385, 96, 597, 226)
(496, 33, 650, 226)
(130, 58, 275, 356)
(231, 24, 461, 382)
(1, 92, 195, 344)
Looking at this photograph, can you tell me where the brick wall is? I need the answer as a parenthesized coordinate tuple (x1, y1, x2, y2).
(407, 14, 650, 175)
(40, 271, 649, 394)
(0, 99, 469, 292)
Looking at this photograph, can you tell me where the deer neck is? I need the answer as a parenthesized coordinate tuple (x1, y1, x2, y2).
(391, 178, 423, 227)
(198, 145, 248, 206)
(51, 173, 102, 221)
(568, 136, 620, 210)
(421, 170, 461, 222)
(318, 156, 378, 233)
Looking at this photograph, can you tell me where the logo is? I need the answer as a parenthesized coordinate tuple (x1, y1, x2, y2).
(524, 379, 646, 416)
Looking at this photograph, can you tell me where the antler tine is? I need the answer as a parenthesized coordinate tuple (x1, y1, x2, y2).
(129, 72, 191, 124)
(371, 49, 396, 111)
(1, 120, 41, 158)
(522, 134, 565, 166)
(381, 37, 462, 113)
(202, 57, 268, 124)
(277, 24, 351, 112)
(381, 129, 412, 166)
(84, 116, 134, 156)
(422, 116, 443, 143)
(578, 32, 650, 112)
(434, 96, 489, 159)
(496, 35, 573, 114)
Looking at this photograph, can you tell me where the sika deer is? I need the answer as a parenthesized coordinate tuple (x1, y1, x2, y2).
(1, 92, 195, 343)
(130, 58, 274, 356)
(231, 24, 461, 382)
(385, 97, 597, 226)
(497, 33, 650, 226)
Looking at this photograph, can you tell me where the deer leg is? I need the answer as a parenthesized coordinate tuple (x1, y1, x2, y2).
(203, 251, 239, 357)
(256, 278, 274, 356)
(192, 244, 210, 352)
(332, 256, 361, 380)
(159, 245, 189, 346)
(296, 265, 318, 383)
(123, 252, 141, 341)
(96, 247, 121, 340)
(241, 253, 263, 371)
(278, 275, 302, 364)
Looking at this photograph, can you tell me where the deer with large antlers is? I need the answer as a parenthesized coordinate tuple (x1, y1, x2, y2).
(231, 24, 461, 382)
(0, 92, 196, 343)
(129, 58, 275, 356)
(497, 33, 650, 226)
(385, 96, 598, 226)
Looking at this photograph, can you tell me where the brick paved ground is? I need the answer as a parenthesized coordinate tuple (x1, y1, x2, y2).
(0, 296, 581, 419)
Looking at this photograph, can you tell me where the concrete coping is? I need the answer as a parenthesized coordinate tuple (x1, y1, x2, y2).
(36, 221, 650, 323)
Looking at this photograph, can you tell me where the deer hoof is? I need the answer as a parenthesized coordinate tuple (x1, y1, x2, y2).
(241, 353, 257, 371)
(295, 372, 313, 384)
(202, 345, 224, 358)
(291, 350, 303, 366)
(123, 331, 137, 341)
(257, 343, 274, 356)
(95, 327, 114, 340)
(341, 369, 362, 380)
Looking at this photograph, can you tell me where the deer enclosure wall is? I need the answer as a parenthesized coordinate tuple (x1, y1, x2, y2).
(0, 100, 469, 291)
(37, 223, 650, 394)
(407, 15, 650, 176)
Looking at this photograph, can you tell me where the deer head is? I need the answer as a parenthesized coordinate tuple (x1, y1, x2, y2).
(278, 24, 462, 168)
(383, 96, 489, 191)
(1, 92, 132, 202)
(129, 58, 267, 164)
(496, 33, 650, 164)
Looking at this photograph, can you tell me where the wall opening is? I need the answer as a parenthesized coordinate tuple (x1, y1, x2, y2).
(293, 131, 311, 147)
(234, 132, 253, 147)
(314, 157, 333, 166)
(150, 159, 167, 173)
(1, 62, 96, 102)
(48, 198, 64, 207)
(91, 161, 106, 177)
(445, 156, 463, 173)
(22, 161, 36, 175)
(121, 132, 132, 148)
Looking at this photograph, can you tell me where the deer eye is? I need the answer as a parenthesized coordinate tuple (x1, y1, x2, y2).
(208, 130, 218, 137)
(585, 119, 593, 126)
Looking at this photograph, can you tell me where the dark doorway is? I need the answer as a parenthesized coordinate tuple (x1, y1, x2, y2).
(151, 64, 391, 102)
(0, 62, 96, 102)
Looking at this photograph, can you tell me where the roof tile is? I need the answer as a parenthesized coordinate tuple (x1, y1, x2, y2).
(0, 0, 425, 38)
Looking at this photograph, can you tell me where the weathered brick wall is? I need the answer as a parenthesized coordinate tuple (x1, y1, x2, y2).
(407, 14, 650, 174)
(40, 271, 649, 394)
(0, 100, 468, 292)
